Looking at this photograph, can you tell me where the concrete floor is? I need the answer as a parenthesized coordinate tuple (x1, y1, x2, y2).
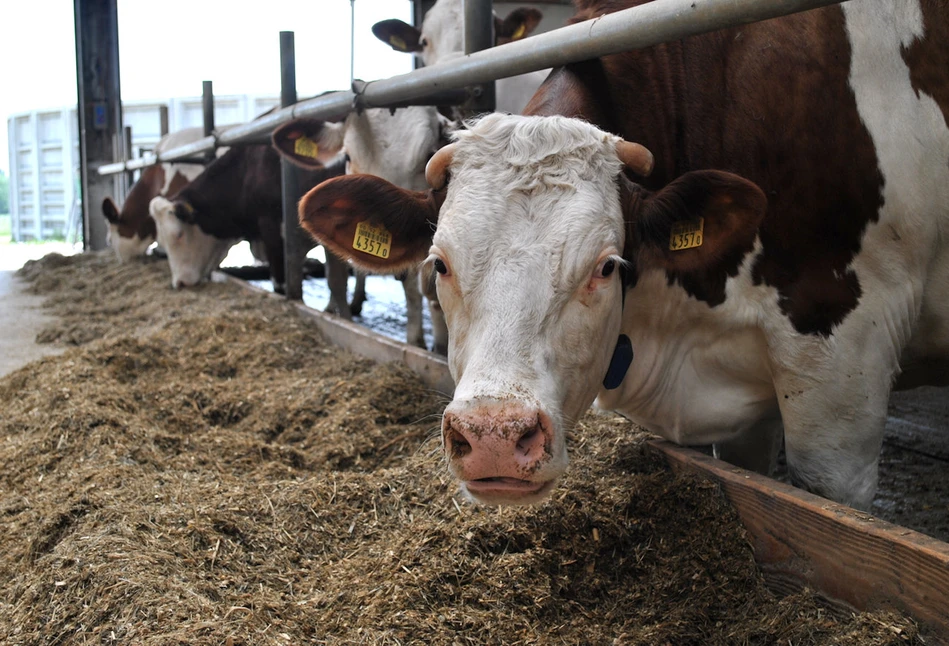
(0, 242, 79, 378)
(0, 270, 64, 377)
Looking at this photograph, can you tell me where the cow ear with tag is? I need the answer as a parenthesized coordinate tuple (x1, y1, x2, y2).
(495, 8, 542, 45)
(271, 118, 345, 170)
(102, 197, 120, 224)
(371, 19, 423, 53)
(623, 170, 766, 274)
(298, 175, 442, 273)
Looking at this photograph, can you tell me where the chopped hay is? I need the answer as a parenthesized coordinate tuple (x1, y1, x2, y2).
(0, 252, 927, 644)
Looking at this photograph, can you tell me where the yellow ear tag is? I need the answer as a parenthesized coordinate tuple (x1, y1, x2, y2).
(511, 23, 527, 40)
(293, 136, 320, 159)
(353, 221, 392, 259)
(389, 35, 407, 51)
(669, 217, 704, 251)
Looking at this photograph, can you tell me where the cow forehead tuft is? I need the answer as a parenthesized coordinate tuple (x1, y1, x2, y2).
(449, 115, 624, 196)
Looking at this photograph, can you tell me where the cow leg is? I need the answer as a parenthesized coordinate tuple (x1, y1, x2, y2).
(258, 220, 286, 295)
(324, 253, 352, 319)
(400, 269, 426, 349)
(350, 271, 367, 318)
(712, 412, 783, 475)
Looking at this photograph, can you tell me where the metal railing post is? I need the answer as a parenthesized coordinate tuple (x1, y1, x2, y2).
(202, 80, 215, 161)
(464, 0, 495, 113)
(280, 31, 307, 301)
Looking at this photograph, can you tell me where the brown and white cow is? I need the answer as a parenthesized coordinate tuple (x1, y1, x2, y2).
(372, 0, 546, 114)
(293, 0, 949, 509)
(102, 128, 206, 261)
(272, 106, 455, 354)
(147, 144, 353, 301)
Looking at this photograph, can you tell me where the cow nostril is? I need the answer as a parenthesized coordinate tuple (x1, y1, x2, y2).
(445, 427, 472, 459)
(174, 280, 185, 290)
(515, 421, 545, 456)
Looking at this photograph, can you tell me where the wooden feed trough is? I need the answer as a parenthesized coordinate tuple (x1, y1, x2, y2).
(229, 275, 949, 641)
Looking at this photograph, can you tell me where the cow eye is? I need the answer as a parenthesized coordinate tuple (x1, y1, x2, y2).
(596, 258, 616, 279)
(433, 258, 448, 275)
(420, 37, 428, 48)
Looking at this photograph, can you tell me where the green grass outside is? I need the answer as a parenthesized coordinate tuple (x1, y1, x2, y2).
(0, 214, 10, 242)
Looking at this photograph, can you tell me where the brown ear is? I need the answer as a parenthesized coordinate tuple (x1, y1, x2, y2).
(271, 118, 344, 170)
(495, 8, 543, 45)
(102, 197, 120, 224)
(298, 174, 443, 273)
(623, 170, 765, 274)
(371, 19, 423, 53)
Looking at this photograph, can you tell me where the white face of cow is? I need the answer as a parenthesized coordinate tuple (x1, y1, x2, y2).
(108, 225, 153, 263)
(418, 0, 464, 66)
(149, 196, 236, 289)
(431, 115, 627, 505)
(343, 108, 449, 191)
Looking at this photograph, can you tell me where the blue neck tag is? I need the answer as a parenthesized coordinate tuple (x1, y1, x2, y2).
(603, 334, 633, 390)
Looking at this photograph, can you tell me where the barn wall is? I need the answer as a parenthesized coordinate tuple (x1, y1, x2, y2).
(5, 94, 278, 242)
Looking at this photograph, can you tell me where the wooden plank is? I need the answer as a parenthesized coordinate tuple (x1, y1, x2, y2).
(650, 439, 949, 640)
(225, 273, 949, 640)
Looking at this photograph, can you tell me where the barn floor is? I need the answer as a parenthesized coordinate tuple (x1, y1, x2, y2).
(0, 270, 65, 377)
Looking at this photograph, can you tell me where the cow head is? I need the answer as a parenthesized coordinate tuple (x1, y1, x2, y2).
(272, 107, 457, 192)
(294, 114, 765, 505)
(372, 0, 542, 67)
(148, 196, 236, 289)
(102, 196, 156, 262)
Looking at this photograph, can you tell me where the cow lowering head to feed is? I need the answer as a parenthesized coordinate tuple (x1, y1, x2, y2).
(102, 128, 206, 262)
(293, 0, 949, 509)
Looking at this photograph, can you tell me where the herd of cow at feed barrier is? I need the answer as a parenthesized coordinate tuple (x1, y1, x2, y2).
(97, 0, 948, 518)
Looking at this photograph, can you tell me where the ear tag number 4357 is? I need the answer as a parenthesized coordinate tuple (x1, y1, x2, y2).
(669, 217, 704, 251)
(353, 221, 392, 259)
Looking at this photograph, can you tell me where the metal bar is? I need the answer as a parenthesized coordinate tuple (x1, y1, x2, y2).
(280, 31, 306, 301)
(464, 0, 495, 112)
(100, 0, 845, 176)
(159, 105, 169, 137)
(202, 80, 215, 163)
(202, 81, 215, 138)
(350, 0, 356, 83)
(124, 125, 134, 188)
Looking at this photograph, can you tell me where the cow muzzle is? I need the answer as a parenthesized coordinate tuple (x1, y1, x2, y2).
(442, 402, 561, 505)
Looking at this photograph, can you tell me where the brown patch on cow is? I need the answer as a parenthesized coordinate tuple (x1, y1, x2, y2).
(298, 174, 443, 274)
(164, 170, 192, 201)
(902, 1, 949, 129)
(538, 1, 885, 334)
(115, 164, 166, 241)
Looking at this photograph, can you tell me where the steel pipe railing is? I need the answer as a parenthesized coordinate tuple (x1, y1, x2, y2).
(98, 0, 845, 176)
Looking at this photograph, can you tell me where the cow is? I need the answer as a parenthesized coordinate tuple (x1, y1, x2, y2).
(290, 0, 949, 510)
(272, 106, 454, 354)
(371, 0, 546, 115)
(146, 144, 362, 312)
(101, 128, 206, 262)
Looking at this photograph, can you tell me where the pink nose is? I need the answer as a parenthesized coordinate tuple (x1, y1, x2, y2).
(442, 405, 552, 486)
